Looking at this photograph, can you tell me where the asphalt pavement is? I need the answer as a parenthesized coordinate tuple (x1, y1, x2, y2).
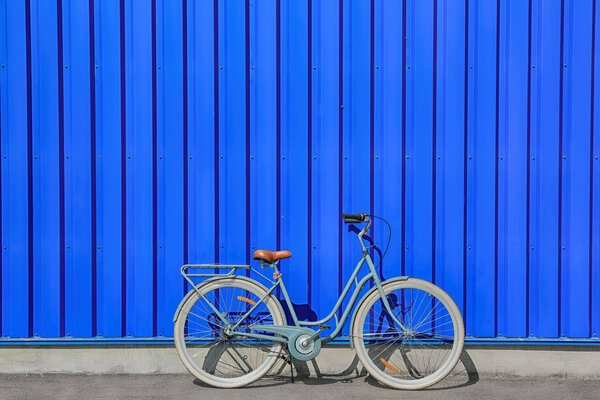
(1, 373, 598, 400)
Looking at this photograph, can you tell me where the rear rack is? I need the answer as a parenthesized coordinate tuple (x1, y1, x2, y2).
(181, 262, 282, 294)
(181, 264, 252, 292)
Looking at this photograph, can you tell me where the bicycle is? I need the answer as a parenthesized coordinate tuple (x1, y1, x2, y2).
(173, 213, 465, 389)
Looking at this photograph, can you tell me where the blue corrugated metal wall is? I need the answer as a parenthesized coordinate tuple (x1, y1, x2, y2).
(0, 0, 598, 342)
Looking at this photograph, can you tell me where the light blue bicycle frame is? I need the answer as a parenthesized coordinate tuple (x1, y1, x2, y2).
(180, 217, 407, 344)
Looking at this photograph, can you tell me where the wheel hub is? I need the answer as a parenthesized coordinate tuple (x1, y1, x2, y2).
(223, 326, 234, 337)
(287, 332, 321, 361)
(295, 334, 315, 355)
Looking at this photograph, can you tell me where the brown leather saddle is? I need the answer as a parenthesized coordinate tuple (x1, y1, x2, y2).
(252, 249, 292, 264)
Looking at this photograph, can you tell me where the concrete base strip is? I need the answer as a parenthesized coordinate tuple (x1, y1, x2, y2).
(0, 346, 597, 378)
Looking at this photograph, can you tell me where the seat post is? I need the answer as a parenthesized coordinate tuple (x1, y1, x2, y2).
(271, 261, 282, 280)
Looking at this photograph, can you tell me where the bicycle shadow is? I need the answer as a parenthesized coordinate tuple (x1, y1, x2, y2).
(192, 348, 478, 390)
(279, 301, 318, 324)
(268, 352, 362, 386)
(277, 348, 479, 390)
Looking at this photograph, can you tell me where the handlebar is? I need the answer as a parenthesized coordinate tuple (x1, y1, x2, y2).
(342, 213, 367, 223)
(342, 213, 391, 259)
(343, 213, 372, 251)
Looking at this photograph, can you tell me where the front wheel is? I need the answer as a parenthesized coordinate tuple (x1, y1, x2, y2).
(352, 278, 464, 390)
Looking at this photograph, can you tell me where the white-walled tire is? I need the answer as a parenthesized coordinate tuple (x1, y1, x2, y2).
(352, 278, 464, 390)
(174, 278, 286, 388)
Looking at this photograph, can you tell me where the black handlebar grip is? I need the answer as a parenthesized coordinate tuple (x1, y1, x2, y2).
(342, 213, 366, 223)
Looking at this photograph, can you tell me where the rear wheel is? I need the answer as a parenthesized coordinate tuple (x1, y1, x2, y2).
(352, 278, 464, 390)
(174, 278, 286, 388)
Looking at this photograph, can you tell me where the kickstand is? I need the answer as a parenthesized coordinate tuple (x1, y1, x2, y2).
(289, 358, 295, 383)
(284, 350, 295, 383)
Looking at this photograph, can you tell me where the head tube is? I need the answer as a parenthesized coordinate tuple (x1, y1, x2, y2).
(356, 216, 371, 251)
